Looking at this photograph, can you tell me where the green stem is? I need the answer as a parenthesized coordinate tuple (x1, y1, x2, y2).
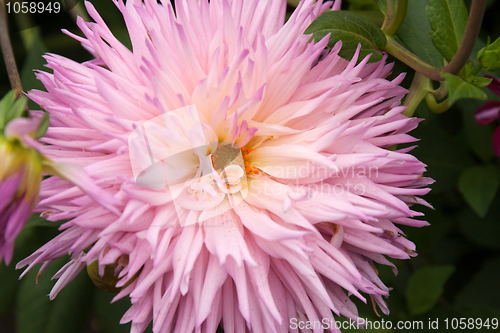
(471, 63, 483, 76)
(429, 81, 448, 100)
(382, 0, 408, 37)
(382, 0, 487, 81)
(425, 94, 451, 114)
(384, 37, 440, 80)
(403, 72, 431, 117)
(381, 0, 396, 31)
(0, 0, 23, 96)
(439, 0, 486, 76)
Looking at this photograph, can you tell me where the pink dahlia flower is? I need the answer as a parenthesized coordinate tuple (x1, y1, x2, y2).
(20, 0, 432, 332)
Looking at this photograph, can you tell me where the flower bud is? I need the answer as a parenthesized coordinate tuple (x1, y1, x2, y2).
(477, 37, 500, 71)
(0, 135, 42, 264)
(0, 90, 46, 264)
(87, 256, 139, 293)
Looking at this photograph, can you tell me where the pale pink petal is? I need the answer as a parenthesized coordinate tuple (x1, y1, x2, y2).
(19, 0, 431, 332)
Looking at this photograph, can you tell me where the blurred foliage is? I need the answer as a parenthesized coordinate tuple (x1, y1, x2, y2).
(1, 0, 500, 332)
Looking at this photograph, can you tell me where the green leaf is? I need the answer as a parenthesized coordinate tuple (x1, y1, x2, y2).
(458, 165, 500, 217)
(455, 257, 500, 310)
(0, 263, 21, 316)
(0, 220, 66, 317)
(0, 90, 17, 130)
(44, 270, 94, 333)
(458, 198, 500, 249)
(396, 0, 444, 68)
(24, 213, 63, 229)
(16, 257, 94, 333)
(0, 90, 16, 113)
(441, 73, 488, 104)
(16, 257, 63, 333)
(406, 265, 455, 316)
(35, 112, 50, 139)
(348, 0, 380, 11)
(374, 0, 397, 14)
(16, 273, 50, 333)
(426, 0, 468, 62)
(94, 289, 132, 333)
(20, 27, 48, 110)
(461, 100, 495, 162)
(412, 103, 474, 193)
(5, 97, 28, 124)
(305, 11, 387, 63)
(0, 91, 27, 130)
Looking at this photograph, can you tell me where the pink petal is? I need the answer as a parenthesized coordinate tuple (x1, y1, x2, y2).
(486, 75, 500, 96)
(474, 101, 500, 125)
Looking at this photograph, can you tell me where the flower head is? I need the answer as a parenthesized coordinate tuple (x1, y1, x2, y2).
(20, 0, 431, 332)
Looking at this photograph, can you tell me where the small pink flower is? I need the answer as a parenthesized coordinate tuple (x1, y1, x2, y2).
(19, 1, 431, 332)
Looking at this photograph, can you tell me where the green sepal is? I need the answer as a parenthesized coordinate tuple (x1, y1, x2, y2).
(6, 97, 28, 124)
(0, 90, 17, 131)
(87, 259, 140, 294)
(477, 36, 500, 71)
(466, 76, 493, 88)
(35, 112, 50, 139)
(441, 72, 488, 104)
(87, 261, 122, 293)
(459, 62, 493, 88)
